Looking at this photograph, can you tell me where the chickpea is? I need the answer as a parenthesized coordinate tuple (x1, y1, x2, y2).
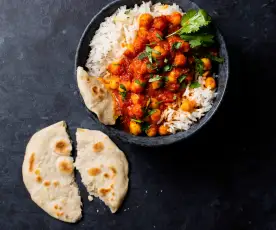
(133, 37, 147, 53)
(146, 126, 157, 137)
(109, 76, 119, 89)
(180, 41, 190, 53)
(152, 16, 168, 31)
(137, 27, 148, 39)
(150, 109, 161, 123)
(167, 12, 182, 26)
(159, 125, 169, 136)
(201, 58, 212, 70)
(151, 80, 163, 90)
(131, 93, 140, 104)
(205, 77, 216, 89)
(139, 13, 153, 29)
(130, 79, 145, 93)
(180, 99, 195, 112)
(131, 104, 144, 118)
(168, 68, 182, 83)
(150, 98, 160, 109)
(173, 53, 187, 67)
(202, 71, 210, 78)
(152, 45, 167, 59)
(107, 61, 123, 75)
(129, 120, 142, 136)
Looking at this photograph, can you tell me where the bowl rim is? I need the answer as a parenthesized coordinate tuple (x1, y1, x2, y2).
(75, 0, 229, 147)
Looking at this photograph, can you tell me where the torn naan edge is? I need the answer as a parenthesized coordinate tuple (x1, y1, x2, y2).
(75, 128, 129, 213)
(22, 121, 82, 223)
(77, 66, 116, 125)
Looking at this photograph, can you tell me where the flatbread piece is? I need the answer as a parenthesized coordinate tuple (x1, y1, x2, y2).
(77, 66, 116, 125)
(75, 128, 129, 213)
(22, 121, 82, 223)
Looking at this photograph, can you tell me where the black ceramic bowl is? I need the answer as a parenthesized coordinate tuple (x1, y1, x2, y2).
(75, 0, 229, 147)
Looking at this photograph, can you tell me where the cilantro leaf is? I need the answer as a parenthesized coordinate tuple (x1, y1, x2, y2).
(195, 58, 204, 75)
(119, 91, 127, 100)
(156, 33, 163, 40)
(148, 109, 157, 116)
(138, 52, 147, 60)
(164, 58, 168, 63)
(178, 75, 187, 83)
(172, 42, 182, 50)
(131, 118, 142, 123)
(119, 84, 126, 91)
(135, 79, 146, 87)
(180, 34, 214, 48)
(173, 95, 177, 100)
(180, 9, 211, 34)
(180, 82, 187, 89)
(146, 46, 152, 53)
(190, 82, 201, 88)
(149, 75, 162, 82)
(208, 55, 224, 63)
(164, 76, 169, 82)
(141, 122, 150, 132)
(163, 64, 172, 72)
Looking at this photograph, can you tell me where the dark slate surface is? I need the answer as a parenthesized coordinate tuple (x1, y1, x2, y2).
(0, 0, 275, 229)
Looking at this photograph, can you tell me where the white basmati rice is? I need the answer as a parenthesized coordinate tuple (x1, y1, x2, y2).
(85, 2, 217, 134)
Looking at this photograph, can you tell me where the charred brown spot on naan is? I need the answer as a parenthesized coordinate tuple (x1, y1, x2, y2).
(109, 166, 117, 178)
(99, 188, 111, 196)
(104, 173, 110, 179)
(36, 176, 42, 183)
(29, 153, 35, 172)
(54, 140, 70, 155)
(43, 181, 51, 187)
(93, 142, 104, 152)
(53, 180, 60, 187)
(87, 167, 101, 176)
(57, 159, 73, 175)
(56, 212, 64, 217)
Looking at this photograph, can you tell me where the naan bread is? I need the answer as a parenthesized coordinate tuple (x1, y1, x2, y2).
(22, 121, 82, 223)
(75, 129, 129, 213)
(77, 66, 116, 125)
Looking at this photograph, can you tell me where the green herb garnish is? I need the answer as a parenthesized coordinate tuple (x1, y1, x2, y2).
(195, 58, 204, 75)
(156, 33, 163, 40)
(148, 109, 157, 116)
(131, 118, 142, 123)
(135, 79, 146, 87)
(208, 54, 224, 63)
(164, 58, 168, 63)
(163, 64, 172, 72)
(119, 84, 127, 100)
(164, 76, 169, 82)
(180, 82, 187, 89)
(138, 52, 147, 60)
(172, 42, 182, 50)
(180, 34, 214, 48)
(119, 84, 126, 91)
(149, 75, 162, 82)
(166, 9, 213, 49)
(141, 122, 150, 132)
(178, 75, 187, 83)
(173, 95, 177, 100)
(190, 82, 201, 88)
(119, 91, 127, 99)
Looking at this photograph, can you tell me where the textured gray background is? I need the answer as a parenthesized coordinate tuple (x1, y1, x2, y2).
(0, 0, 276, 229)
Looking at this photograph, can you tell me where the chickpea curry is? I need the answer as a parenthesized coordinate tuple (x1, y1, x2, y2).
(101, 9, 223, 137)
